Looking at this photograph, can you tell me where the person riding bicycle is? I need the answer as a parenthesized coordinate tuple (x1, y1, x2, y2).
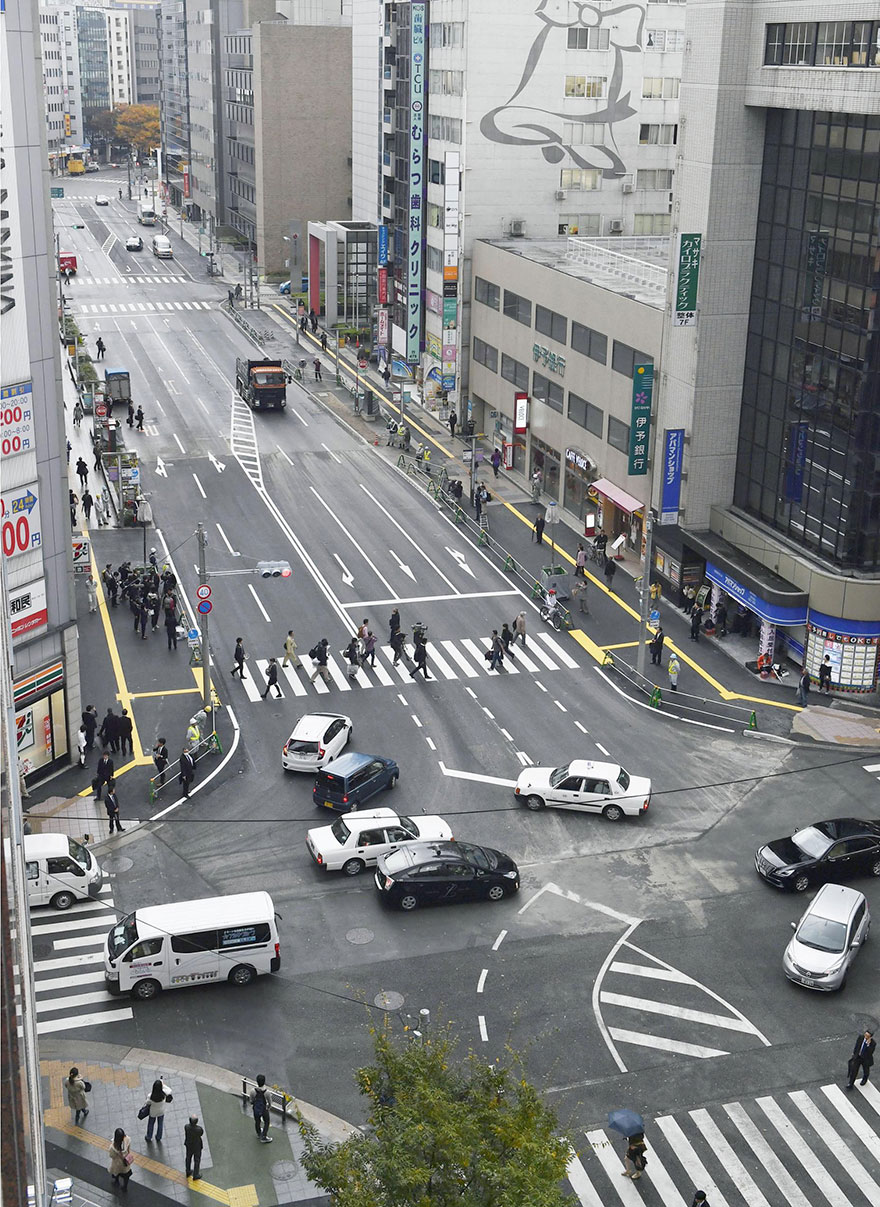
(593, 531, 608, 560)
(542, 588, 560, 619)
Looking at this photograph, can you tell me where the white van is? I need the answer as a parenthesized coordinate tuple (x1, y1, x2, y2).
(15, 834, 103, 910)
(104, 891, 280, 1000)
(151, 234, 173, 259)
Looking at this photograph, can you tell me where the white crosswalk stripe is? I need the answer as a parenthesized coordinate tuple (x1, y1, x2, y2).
(74, 275, 187, 285)
(229, 634, 585, 701)
(31, 888, 134, 1034)
(74, 301, 213, 314)
(567, 1083, 880, 1206)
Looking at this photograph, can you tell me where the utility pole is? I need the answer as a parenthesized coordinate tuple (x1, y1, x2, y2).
(635, 509, 655, 680)
(197, 522, 212, 716)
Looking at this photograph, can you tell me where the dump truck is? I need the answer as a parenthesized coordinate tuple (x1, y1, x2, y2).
(235, 358, 287, 411)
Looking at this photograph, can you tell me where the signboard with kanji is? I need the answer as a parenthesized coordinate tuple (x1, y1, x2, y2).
(628, 365, 653, 476)
(673, 232, 702, 326)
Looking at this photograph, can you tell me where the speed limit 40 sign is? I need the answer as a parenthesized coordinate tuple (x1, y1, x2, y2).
(1, 483, 43, 559)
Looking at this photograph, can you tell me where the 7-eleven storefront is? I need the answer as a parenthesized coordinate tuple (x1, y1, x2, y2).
(14, 660, 70, 784)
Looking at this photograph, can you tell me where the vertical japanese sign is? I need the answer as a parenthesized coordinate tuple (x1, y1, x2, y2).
(659, 428, 684, 524)
(441, 150, 460, 391)
(673, 232, 702, 327)
(628, 365, 653, 476)
(0, 24, 31, 386)
(377, 307, 389, 347)
(378, 225, 388, 266)
(784, 420, 809, 504)
(406, 2, 426, 366)
(801, 232, 828, 320)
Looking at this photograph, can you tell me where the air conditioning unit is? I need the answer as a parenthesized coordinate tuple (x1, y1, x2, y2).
(555, 189, 567, 201)
(608, 219, 623, 233)
(510, 219, 526, 237)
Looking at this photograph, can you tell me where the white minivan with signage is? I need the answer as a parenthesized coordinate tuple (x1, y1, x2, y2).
(14, 834, 103, 909)
(104, 892, 280, 1000)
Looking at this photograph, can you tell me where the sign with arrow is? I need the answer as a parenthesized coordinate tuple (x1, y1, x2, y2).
(445, 546, 475, 579)
(155, 456, 168, 478)
(1, 483, 42, 559)
(333, 553, 354, 586)
(389, 550, 415, 581)
(208, 452, 226, 473)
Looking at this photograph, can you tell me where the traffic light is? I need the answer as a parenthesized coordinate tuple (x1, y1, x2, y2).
(256, 561, 292, 578)
(72, 223, 84, 229)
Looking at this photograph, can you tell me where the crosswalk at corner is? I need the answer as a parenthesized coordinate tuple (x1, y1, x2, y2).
(30, 885, 132, 1035)
(231, 632, 580, 703)
(565, 1079, 880, 1206)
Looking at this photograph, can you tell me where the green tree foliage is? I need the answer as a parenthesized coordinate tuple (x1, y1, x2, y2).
(297, 1019, 572, 1207)
(114, 105, 160, 154)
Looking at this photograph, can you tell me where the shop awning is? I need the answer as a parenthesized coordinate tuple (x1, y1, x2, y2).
(590, 478, 645, 516)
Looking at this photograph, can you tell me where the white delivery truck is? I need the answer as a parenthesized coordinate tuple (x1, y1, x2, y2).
(13, 833, 103, 909)
(104, 891, 280, 1000)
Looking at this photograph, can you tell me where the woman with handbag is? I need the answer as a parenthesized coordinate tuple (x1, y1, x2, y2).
(66, 1067, 89, 1125)
(143, 1078, 173, 1141)
(622, 1132, 648, 1180)
(109, 1127, 133, 1188)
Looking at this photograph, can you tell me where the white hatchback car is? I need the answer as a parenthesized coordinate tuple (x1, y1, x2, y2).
(307, 807, 453, 876)
(282, 712, 352, 773)
(514, 760, 651, 821)
(783, 882, 870, 991)
(95, 194, 110, 205)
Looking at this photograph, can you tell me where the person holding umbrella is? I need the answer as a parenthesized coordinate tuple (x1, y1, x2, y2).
(607, 1110, 648, 1181)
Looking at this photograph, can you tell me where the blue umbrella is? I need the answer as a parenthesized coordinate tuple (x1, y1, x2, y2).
(607, 1109, 645, 1137)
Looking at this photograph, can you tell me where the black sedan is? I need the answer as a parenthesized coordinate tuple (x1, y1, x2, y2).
(374, 841, 520, 911)
(755, 818, 880, 892)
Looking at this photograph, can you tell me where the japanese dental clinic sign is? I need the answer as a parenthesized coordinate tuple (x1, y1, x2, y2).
(406, 3, 426, 365)
(628, 365, 653, 476)
(673, 232, 702, 327)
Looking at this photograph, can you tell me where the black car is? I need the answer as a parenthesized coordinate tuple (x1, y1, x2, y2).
(755, 818, 880, 892)
(374, 841, 520, 911)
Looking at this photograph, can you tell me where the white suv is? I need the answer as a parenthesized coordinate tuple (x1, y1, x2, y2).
(514, 760, 651, 821)
(783, 882, 870, 991)
(307, 807, 452, 876)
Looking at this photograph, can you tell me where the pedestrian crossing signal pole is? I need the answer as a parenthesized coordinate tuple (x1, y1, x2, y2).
(636, 509, 655, 681)
(197, 523, 212, 716)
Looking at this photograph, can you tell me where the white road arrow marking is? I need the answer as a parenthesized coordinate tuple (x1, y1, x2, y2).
(445, 546, 476, 579)
(389, 550, 416, 581)
(333, 554, 354, 587)
(155, 457, 168, 478)
(208, 452, 226, 473)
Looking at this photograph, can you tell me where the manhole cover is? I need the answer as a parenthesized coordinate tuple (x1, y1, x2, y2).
(100, 855, 134, 873)
(346, 927, 374, 945)
(270, 1159, 299, 1179)
(374, 990, 404, 1011)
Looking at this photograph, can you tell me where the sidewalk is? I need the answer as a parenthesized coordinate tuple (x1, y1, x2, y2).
(41, 1040, 352, 1204)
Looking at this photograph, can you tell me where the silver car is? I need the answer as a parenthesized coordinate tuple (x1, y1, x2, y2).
(783, 882, 870, 991)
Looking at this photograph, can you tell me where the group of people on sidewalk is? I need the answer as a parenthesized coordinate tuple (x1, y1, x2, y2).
(65, 1067, 280, 1191)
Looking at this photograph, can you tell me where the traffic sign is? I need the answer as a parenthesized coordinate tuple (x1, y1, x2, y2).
(95, 403, 107, 418)
(196, 585, 211, 599)
(197, 599, 212, 615)
(650, 609, 660, 625)
(51, 187, 65, 198)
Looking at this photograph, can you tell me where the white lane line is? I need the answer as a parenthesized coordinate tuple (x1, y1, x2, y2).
(574, 721, 588, 734)
(863, 763, 880, 772)
(290, 406, 308, 425)
(476, 969, 488, 994)
(277, 446, 294, 465)
(461, 638, 493, 674)
(596, 743, 610, 756)
(511, 645, 541, 672)
(280, 664, 307, 697)
(411, 714, 422, 728)
(554, 700, 568, 712)
(536, 681, 548, 693)
(321, 442, 342, 464)
(607, 1027, 728, 1058)
(33, 951, 104, 973)
(192, 474, 206, 499)
(30, 915, 116, 936)
(478, 1015, 488, 1042)
(789, 1091, 880, 1206)
(309, 487, 396, 594)
(425, 736, 436, 751)
(465, 686, 477, 699)
(439, 640, 479, 679)
(609, 961, 693, 983)
(37, 1008, 133, 1035)
(34, 969, 106, 992)
(173, 432, 186, 454)
(154, 397, 166, 416)
(325, 656, 353, 692)
(32, 897, 113, 916)
(239, 670, 263, 703)
(370, 657, 394, 686)
(822, 1084, 880, 1163)
(424, 642, 457, 680)
(341, 589, 520, 608)
(689, 1109, 771, 1207)
(35, 989, 121, 1013)
(359, 484, 461, 594)
(215, 523, 238, 555)
(756, 1096, 845, 1207)
(248, 584, 271, 621)
(599, 991, 758, 1032)
(515, 751, 532, 766)
(584, 1129, 643, 1205)
(483, 708, 494, 720)
(492, 930, 507, 951)
(537, 632, 579, 668)
(656, 1116, 731, 1207)
(52, 934, 108, 951)
(438, 763, 518, 789)
(523, 640, 558, 670)
(500, 728, 512, 741)
(397, 692, 407, 705)
(565, 1151, 604, 1207)
(196, 397, 209, 414)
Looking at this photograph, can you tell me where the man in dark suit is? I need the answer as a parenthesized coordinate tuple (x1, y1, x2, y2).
(179, 749, 196, 798)
(184, 1115, 204, 1181)
(848, 1029, 876, 1088)
(93, 750, 115, 801)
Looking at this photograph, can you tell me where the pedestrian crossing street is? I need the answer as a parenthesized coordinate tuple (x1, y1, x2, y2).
(72, 275, 187, 286)
(30, 885, 132, 1035)
(75, 300, 214, 315)
(566, 1078, 880, 1206)
(236, 631, 581, 701)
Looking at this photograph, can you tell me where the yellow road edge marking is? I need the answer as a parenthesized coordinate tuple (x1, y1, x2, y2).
(569, 629, 607, 665)
(602, 641, 640, 650)
(129, 687, 202, 698)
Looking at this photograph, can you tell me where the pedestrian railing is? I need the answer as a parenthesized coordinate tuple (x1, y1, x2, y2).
(240, 1076, 294, 1119)
(148, 731, 223, 804)
(600, 650, 758, 729)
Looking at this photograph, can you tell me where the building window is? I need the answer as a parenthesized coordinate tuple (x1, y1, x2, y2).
(428, 159, 445, 185)
(564, 75, 606, 98)
(764, 23, 785, 64)
(535, 305, 567, 344)
(501, 354, 529, 391)
(473, 338, 498, 373)
(558, 214, 602, 237)
(641, 76, 680, 99)
(571, 321, 607, 364)
(636, 168, 674, 190)
(645, 30, 685, 52)
(560, 168, 601, 191)
(816, 21, 852, 66)
(426, 202, 443, 228)
(783, 22, 816, 65)
(430, 21, 463, 47)
(475, 277, 500, 310)
(426, 245, 443, 273)
(607, 416, 631, 453)
(429, 115, 462, 143)
(428, 69, 463, 95)
(567, 27, 609, 50)
(503, 290, 532, 326)
(533, 372, 564, 413)
(633, 213, 672, 235)
(568, 392, 604, 436)
(611, 341, 653, 378)
(562, 121, 605, 145)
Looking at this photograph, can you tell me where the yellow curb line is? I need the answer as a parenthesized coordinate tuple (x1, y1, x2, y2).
(129, 687, 203, 698)
(602, 641, 640, 650)
(569, 629, 607, 664)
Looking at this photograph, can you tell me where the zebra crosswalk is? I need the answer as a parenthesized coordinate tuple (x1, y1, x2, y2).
(72, 275, 187, 285)
(567, 1079, 880, 1206)
(31, 885, 133, 1035)
(233, 632, 581, 702)
(75, 300, 214, 314)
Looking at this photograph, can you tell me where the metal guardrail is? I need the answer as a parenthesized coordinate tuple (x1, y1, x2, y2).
(599, 648, 758, 729)
(222, 301, 266, 348)
(240, 1075, 293, 1119)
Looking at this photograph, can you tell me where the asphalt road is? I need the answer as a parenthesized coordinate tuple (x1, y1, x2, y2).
(48, 176, 880, 1150)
